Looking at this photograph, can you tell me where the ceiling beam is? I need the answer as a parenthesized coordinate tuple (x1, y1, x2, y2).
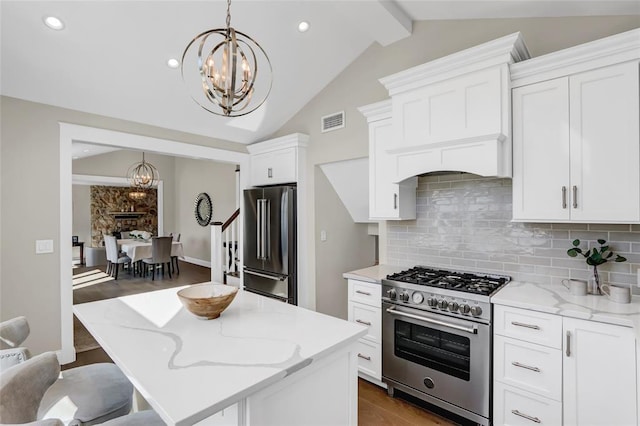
(338, 0, 413, 47)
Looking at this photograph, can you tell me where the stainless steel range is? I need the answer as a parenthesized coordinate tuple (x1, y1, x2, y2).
(382, 266, 510, 426)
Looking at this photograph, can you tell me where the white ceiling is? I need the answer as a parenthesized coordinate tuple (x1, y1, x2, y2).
(2, 1, 638, 147)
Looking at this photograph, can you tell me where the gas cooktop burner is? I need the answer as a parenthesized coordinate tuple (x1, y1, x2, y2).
(386, 267, 510, 296)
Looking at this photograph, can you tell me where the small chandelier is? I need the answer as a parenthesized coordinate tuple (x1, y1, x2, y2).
(127, 152, 158, 196)
(128, 189, 147, 200)
(181, 0, 272, 117)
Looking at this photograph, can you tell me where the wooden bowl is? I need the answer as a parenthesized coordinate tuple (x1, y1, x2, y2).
(177, 283, 238, 320)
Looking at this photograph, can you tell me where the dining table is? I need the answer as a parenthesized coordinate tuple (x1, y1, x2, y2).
(117, 238, 185, 263)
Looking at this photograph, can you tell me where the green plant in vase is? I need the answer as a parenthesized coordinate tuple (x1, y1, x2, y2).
(567, 239, 627, 295)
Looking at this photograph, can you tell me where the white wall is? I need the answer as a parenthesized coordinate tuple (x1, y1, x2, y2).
(72, 185, 91, 248)
(174, 158, 237, 264)
(315, 166, 375, 319)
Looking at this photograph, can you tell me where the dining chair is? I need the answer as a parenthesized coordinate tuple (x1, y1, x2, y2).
(142, 236, 173, 281)
(104, 235, 131, 280)
(169, 232, 181, 275)
(119, 231, 130, 240)
(0, 317, 138, 426)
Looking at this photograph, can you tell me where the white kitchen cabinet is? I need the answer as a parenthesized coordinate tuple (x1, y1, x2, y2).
(493, 305, 638, 426)
(246, 134, 308, 187)
(511, 29, 640, 223)
(359, 100, 417, 220)
(347, 279, 385, 386)
(378, 33, 529, 181)
(563, 317, 637, 426)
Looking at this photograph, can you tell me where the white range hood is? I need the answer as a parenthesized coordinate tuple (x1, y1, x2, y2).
(379, 32, 530, 181)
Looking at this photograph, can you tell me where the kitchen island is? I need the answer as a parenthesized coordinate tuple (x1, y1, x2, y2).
(73, 284, 367, 426)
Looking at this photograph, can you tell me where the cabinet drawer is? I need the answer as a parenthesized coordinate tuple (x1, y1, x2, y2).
(494, 305, 562, 349)
(494, 335, 562, 401)
(348, 279, 381, 307)
(494, 382, 562, 426)
(355, 339, 381, 381)
(348, 303, 381, 344)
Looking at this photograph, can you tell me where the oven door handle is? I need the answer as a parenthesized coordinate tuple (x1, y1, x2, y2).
(386, 307, 478, 335)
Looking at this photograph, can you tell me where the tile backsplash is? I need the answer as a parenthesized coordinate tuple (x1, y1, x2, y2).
(386, 173, 640, 290)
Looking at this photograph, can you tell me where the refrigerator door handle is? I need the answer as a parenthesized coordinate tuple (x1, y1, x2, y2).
(257, 199, 269, 260)
(244, 269, 287, 281)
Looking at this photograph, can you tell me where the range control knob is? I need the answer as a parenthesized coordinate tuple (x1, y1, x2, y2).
(437, 299, 448, 310)
(448, 301, 459, 312)
(427, 297, 437, 308)
(400, 291, 410, 302)
(387, 289, 397, 300)
(470, 305, 483, 317)
(458, 304, 471, 315)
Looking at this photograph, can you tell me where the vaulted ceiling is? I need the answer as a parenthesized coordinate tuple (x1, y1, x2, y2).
(2, 1, 638, 146)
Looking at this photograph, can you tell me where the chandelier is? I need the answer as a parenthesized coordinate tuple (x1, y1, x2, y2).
(181, 0, 272, 117)
(127, 152, 158, 199)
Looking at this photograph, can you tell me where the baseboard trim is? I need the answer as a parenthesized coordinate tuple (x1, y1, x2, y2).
(183, 256, 211, 268)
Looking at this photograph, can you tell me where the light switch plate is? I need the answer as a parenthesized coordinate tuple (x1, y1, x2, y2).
(320, 230, 327, 242)
(36, 239, 54, 254)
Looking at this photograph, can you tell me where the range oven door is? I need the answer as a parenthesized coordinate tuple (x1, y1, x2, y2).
(382, 301, 490, 419)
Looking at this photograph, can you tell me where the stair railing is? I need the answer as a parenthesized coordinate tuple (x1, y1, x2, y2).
(211, 208, 240, 284)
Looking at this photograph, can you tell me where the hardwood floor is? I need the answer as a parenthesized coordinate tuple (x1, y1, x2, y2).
(359, 379, 456, 426)
(72, 260, 211, 354)
(70, 263, 458, 425)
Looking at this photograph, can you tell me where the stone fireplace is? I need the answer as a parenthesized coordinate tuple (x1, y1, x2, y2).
(90, 186, 158, 247)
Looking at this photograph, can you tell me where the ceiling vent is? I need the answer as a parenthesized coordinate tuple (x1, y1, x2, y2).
(321, 111, 345, 133)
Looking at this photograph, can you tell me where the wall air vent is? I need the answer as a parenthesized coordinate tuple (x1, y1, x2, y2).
(321, 111, 345, 133)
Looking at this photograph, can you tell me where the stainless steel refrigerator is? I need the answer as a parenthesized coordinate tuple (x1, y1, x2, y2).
(243, 186, 297, 304)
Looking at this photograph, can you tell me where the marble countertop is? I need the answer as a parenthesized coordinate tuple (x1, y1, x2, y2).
(492, 281, 640, 334)
(73, 285, 367, 426)
(342, 264, 406, 284)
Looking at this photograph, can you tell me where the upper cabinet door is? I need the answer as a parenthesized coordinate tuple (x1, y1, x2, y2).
(568, 61, 640, 222)
(368, 117, 417, 220)
(250, 147, 297, 187)
(512, 77, 571, 221)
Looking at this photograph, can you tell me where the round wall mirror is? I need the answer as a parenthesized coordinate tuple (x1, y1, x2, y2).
(194, 192, 213, 226)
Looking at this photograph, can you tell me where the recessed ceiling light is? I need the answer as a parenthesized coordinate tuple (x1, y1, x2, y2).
(167, 58, 180, 69)
(298, 21, 310, 33)
(43, 16, 65, 31)
(72, 156, 79, 160)
(82, 149, 90, 153)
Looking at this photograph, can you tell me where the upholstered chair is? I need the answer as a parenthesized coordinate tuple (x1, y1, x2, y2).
(142, 237, 173, 280)
(104, 235, 131, 280)
(169, 233, 181, 274)
(0, 318, 135, 425)
(0, 350, 164, 426)
(0, 316, 31, 370)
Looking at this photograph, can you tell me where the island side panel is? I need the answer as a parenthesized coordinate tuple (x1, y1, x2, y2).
(244, 341, 359, 425)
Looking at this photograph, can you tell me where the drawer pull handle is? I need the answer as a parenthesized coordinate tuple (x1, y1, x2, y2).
(512, 361, 541, 373)
(355, 290, 371, 296)
(357, 353, 371, 361)
(355, 319, 372, 326)
(511, 321, 540, 330)
(512, 410, 541, 423)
